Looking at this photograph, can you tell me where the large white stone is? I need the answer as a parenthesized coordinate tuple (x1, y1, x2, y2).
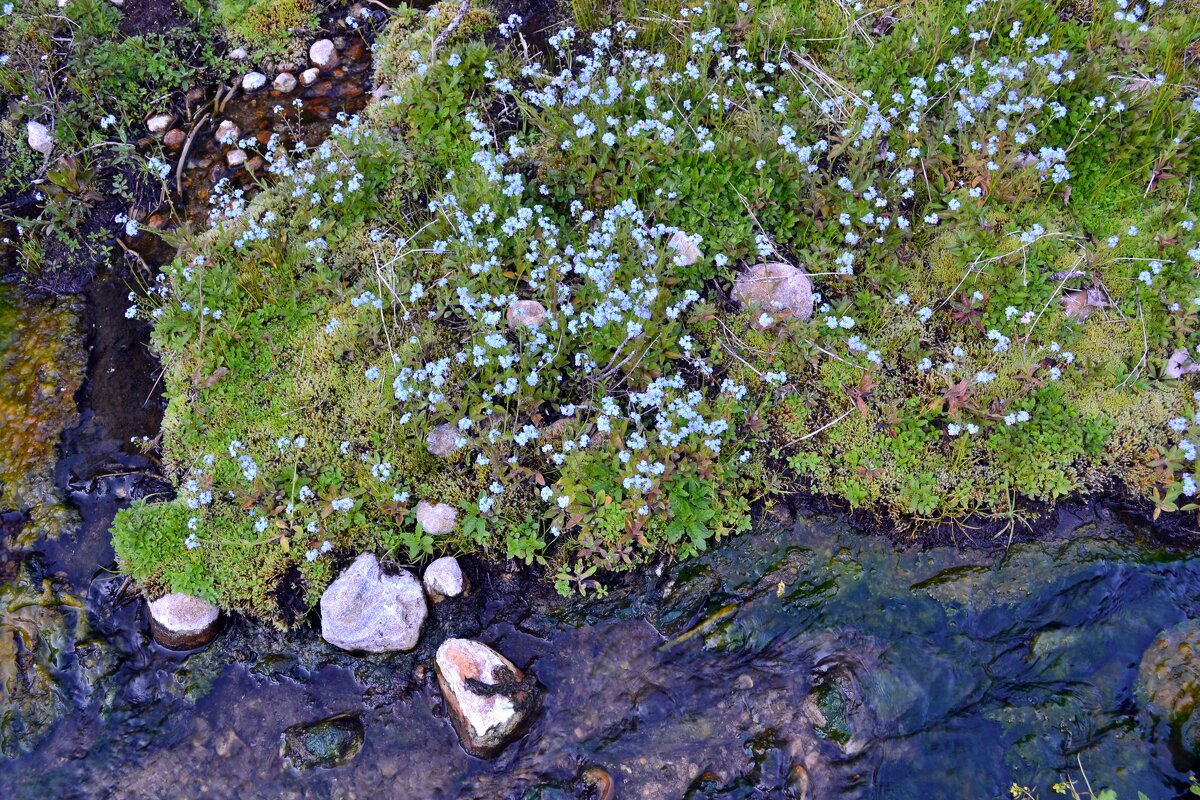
(733, 261, 815, 323)
(242, 72, 268, 92)
(146, 113, 173, 135)
(320, 554, 427, 652)
(416, 500, 458, 535)
(668, 230, 702, 266)
(214, 119, 240, 145)
(273, 72, 298, 93)
(26, 121, 53, 155)
(147, 592, 221, 649)
(310, 38, 339, 70)
(435, 639, 542, 757)
(506, 300, 547, 330)
(425, 423, 463, 457)
(424, 556, 466, 600)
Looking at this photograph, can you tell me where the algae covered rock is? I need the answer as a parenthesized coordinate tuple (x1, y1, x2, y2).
(280, 712, 364, 769)
(1138, 619, 1200, 722)
(435, 638, 542, 757)
(320, 554, 426, 652)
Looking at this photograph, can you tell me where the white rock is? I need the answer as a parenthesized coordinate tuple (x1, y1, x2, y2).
(320, 554, 427, 652)
(146, 114, 173, 135)
(424, 556, 466, 600)
(733, 261, 815, 323)
(506, 300, 547, 329)
(416, 500, 458, 535)
(26, 121, 53, 155)
(214, 119, 240, 145)
(242, 72, 268, 92)
(309, 38, 339, 70)
(299, 67, 320, 86)
(229, 47, 248, 61)
(226, 149, 247, 168)
(273, 72, 297, 93)
(147, 593, 221, 649)
(435, 638, 542, 757)
(668, 230, 702, 266)
(426, 422, 463, 457)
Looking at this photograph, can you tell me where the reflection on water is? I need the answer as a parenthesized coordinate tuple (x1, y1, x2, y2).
(2, 503, 1199, 799)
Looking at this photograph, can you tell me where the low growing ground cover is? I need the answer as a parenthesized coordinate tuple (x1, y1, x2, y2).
(114, 0, 1200, 622)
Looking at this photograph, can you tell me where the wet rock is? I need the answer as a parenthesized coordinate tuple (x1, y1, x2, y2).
(280, 713, 364, 769)
(1138, 619, 1200, 722)
(147, 593, 221, 650)
(310, 38, 339, 70)
(226, 149, 247, 168)
(734, 262, 814, 323)
(426, 422, 463, 457)
(435, 638, 543, 758)
(507, 299, 547, 329)
(26, 120, 53, 155)
(668, 230, 702, 266)
(214, 119, 239, 145)
(320, 553, 426, 652)
(146, 114, 173, 135)
(242, 72, 268, 92)
(416, 500, 458, 535)
(273, 72, 297, 93)
(300, 67, 320, 86)
(163, 128, 187, 150)
(424, 556, 466, 601)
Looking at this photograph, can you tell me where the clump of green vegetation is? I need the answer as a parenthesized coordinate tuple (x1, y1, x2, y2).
(212, 0, 320, 57)
(114, 0, 1200, 622)
(0, 0, 220, 285)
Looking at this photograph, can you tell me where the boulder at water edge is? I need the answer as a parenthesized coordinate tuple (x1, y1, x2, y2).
(147, 592, 221, 649)
(734, 261, 814, 323)
(320, 553, 426, 652)
(435, 638, 543, 758)
(310, 38, 339, 70)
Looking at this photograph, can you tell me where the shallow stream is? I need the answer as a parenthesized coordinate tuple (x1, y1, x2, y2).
(3, 11, 1200, 798)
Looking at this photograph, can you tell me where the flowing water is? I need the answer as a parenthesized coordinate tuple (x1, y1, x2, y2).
(4, 13, 1200, 799)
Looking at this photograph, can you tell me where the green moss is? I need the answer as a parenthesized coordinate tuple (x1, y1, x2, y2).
(112, 0, 1200, 620)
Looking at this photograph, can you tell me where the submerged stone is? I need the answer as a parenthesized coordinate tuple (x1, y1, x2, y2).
(147, 593, 221, 650)
(310, 38, 338, 70)
(435, 638, 542, 758)
(280, 713, 364, 769)
(320, 553, 426, 652)
(1138, 619, 1200, 723)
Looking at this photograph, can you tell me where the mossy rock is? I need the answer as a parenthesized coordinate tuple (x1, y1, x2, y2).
(280, 712, 365, 769)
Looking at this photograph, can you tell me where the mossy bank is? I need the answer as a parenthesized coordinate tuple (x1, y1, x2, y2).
(113, 0, 1200, 622)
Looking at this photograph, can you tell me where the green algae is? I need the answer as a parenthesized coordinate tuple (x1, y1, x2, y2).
(0, 284, 85, 545)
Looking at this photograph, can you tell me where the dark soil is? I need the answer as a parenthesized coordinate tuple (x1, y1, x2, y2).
(117, 0, 192, 38)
